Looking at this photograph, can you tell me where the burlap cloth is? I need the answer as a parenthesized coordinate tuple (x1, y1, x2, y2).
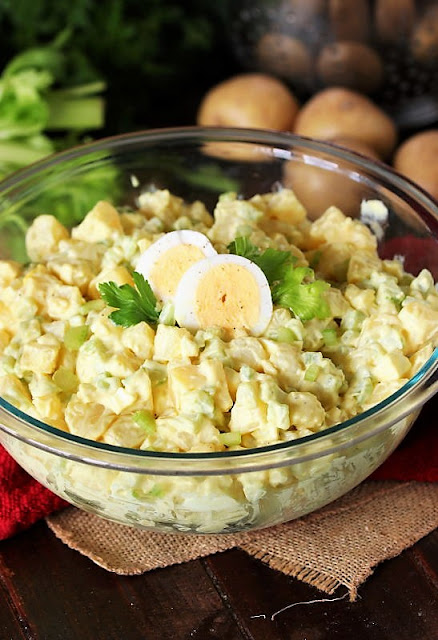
(46, 480, 438, 600)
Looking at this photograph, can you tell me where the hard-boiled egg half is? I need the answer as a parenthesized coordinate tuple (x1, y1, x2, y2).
(174, 254, 273, 336)
(136, 230, 273, 336)
(135, 230, 217, 302)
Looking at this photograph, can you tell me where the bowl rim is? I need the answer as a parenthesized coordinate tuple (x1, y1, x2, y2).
(1, 125, 438, 473)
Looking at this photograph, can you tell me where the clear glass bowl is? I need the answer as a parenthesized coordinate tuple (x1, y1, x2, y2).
(0, 127, 437, 535)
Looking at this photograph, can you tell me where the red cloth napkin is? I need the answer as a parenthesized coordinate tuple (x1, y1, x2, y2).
(0, 447, 67, 541)
(1, 396, 437, 541)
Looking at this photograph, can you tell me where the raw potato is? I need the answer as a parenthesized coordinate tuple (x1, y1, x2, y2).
(294, 87, 397, 159)
(411, 6, 438, 64)
(283, 137, 378, 219)
(197, 73, 300, 131)
(326, 137, 381, 160)
(287, 0, 326, 20)
(329, 0, 370, 42)
(375, 0, 416, 44)
(316, 41, 384, 94)
(256, 33, 313, 87)
(394, 130, 438, 200)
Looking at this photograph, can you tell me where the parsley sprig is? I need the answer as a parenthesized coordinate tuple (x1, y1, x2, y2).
(228, 236, 294, 285)
(228, 236, 330, 322)
(98, 271, 159, 327)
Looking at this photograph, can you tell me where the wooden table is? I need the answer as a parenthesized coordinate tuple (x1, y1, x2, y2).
(0, 509, 437, 639)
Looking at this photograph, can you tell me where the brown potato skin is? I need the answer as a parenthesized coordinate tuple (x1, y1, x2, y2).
(327, 137, 381, 160)
(393, 130, 438, 200)
(287, 0, 326, 19)
(411, 7, 438, 64)
(294, 87, 397, 159)
(375, 0, 416, 44)
(283, 136, 378, 219)
(329, 0, 370, 42)
(316, 41, 384, 94)
(256, 33, 313, 87)
(197, 73, 300, 131)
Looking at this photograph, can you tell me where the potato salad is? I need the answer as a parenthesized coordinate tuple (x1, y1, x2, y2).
(0, 188, 437, 457)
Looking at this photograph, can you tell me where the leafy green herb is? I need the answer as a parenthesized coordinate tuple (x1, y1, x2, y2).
(228, 236, 293, 285)
(99, 271, 160, 327)
(229, 236, 331, 322)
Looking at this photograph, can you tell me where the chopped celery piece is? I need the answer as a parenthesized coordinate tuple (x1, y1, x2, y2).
(80, 299, 105, 315)
(276, 326, 298, 344)
(158, 301, 175, 326)
(64, 325, 89, 350)
(132, 484, 163, 499)
(304, 363, 320, 382)
(133, 410, 156, 435)
(322, 328, 338, 347)
(341, 310, 366, 331)
(52, 367, 78, 393)
(148, 484, 164, 497)
(219, 432, 242, 447)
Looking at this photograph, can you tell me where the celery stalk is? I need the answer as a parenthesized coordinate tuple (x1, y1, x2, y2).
(47, 94, 105, 130)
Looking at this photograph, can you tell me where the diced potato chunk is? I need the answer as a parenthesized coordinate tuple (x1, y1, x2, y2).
(26, 215, 69, 262)
(65, 397, 115, 439)
(399, 300, 438, 354)
(72, 201, 123, 242)
(0, 260, 21, 287)
(20, 335, 61, 374)
(153, 324, 199, 362)
(88, 266, 133, 299)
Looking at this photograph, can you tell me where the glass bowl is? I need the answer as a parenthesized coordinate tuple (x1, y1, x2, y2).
(0, 127, 437, 535)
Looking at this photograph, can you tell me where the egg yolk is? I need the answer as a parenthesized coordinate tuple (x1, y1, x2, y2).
(150, 244, 206, 299)
(194, 263, 260, 330)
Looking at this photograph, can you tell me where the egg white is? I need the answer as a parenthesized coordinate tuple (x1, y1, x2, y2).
(174, 254, 273, 336)
(135, 230, 217, 302)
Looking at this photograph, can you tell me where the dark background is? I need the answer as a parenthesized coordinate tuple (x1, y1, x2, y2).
(0, 0, 236, 134)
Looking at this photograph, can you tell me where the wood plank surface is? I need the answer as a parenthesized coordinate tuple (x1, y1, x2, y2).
(204, 537, 438, 640)
(0, 523, 244, 640)
(0, 522, 438, 640)
(0, 523, 437, 640)
(0, 556, 29, 640)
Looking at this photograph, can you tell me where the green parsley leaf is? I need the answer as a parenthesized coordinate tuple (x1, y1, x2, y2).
(228, 236, 260, 262)
(228, 236, 294, 285)
(255, 248, 295, 285)
(272, 266, 331, 323)
(98, 272, 160, 327)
